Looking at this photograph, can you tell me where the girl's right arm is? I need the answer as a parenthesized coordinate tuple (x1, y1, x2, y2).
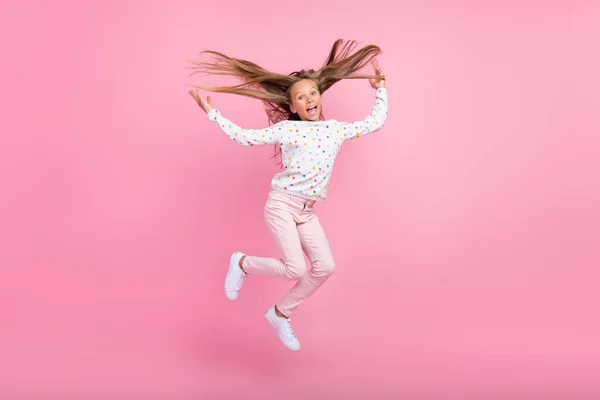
(189, 88, 278, 147)
(207, 109, 279, 147)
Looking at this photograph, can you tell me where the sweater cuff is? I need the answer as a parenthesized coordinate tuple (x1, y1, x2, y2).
(207, 108, 220, 121)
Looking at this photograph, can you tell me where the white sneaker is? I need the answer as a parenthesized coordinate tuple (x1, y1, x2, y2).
(224, 252, 247, 301)
(265, 307, 301, 351)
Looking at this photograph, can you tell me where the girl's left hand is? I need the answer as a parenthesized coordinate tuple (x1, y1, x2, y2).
(369, 60, 386, 89)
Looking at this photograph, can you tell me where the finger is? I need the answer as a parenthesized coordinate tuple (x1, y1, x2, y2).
(193, 95, 204, 107)
(371, 61, 383, 77)
(189, 89, 199, 101)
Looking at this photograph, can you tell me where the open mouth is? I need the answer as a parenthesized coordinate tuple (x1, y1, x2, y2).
(306, 105, 318, 117)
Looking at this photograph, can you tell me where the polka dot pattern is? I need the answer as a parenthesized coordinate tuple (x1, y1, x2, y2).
(208, 88, 388, 202)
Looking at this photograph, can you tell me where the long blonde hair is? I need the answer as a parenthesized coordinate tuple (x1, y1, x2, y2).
(188, 39, 382, 164)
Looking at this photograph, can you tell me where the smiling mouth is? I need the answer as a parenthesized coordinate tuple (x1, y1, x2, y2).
(306, 105, 318, 116)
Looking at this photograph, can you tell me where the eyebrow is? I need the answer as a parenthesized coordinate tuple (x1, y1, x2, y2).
(295, 87, 318, 96)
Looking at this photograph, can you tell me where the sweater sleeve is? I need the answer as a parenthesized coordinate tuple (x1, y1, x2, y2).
(339, 88, 388, 141)
(207, 109, 279, 146)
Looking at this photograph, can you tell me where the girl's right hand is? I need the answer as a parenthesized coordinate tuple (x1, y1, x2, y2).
(369, 60, 386, 89)
(188, 88, 214, 113)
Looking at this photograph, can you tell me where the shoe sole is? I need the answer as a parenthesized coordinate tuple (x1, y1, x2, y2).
(225, 252, 242, 301)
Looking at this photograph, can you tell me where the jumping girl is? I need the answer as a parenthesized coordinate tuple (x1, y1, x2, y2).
(188, 39, 387, 351)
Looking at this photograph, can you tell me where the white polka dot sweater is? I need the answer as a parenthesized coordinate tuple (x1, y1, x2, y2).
(207, 88, 388, 202)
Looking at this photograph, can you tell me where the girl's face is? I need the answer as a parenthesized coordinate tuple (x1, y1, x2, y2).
(289, 79, 322, 121)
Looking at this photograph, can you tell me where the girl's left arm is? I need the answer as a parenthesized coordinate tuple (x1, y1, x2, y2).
(339, 87, 388, 141)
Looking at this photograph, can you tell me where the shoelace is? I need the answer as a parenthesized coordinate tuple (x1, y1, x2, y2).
(282, 319, 296, 338)
(233, 271, 247, 289)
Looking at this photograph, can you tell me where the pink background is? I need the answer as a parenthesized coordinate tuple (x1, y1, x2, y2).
(1, 0, 599, 398)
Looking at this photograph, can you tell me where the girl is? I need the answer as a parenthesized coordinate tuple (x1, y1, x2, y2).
(188, 40, 387, 351)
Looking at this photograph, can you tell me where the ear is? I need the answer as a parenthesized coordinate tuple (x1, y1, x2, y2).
(289, 102, 296, 114)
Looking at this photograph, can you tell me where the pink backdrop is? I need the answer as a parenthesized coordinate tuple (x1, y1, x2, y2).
(1, 0, 599, 398)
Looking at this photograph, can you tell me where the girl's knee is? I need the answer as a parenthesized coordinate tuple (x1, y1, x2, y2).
(283, 259, 307, 280)
(312, 258, 336, 277)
